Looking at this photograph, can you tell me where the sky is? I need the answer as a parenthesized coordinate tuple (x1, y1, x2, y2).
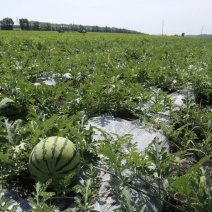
(1, 0, 211, 35)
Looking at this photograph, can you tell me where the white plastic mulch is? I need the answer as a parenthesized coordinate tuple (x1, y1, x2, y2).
(2, 89, 194, 212)
(83, 114, 168, 212)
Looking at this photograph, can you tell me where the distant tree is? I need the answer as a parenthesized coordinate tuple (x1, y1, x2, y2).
(6, 17, 141, 34)
(45, 23, 52, 31)
(104, 26, 111, 32)
(70, 24, 77, 32)
(39, 22, 51, 31)
(29, 21, 40, 30)
(19, 18, 29, 30)
(78, 25, 86, 33)
(181, 32, 185, 37)
(92, 26, 99, 32)
(0, 17, 14, 30)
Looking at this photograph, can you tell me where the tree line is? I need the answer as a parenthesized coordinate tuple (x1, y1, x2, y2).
(0, 17, 142, 34)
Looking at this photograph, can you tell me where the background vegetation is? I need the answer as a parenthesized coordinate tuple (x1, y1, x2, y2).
(0, 17, 142, 34)
(0, 31, 212, 211)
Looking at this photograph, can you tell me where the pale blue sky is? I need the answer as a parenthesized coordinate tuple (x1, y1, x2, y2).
(1, 0, 211, 35)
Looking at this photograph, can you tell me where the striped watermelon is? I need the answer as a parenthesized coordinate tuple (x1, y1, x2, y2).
(28, 136, 81, 184)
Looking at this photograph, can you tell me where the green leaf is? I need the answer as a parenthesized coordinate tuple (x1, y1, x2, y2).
(0, 152, 10, 163)
(100, 146, 117, 162)
(172, 175, 192, 197)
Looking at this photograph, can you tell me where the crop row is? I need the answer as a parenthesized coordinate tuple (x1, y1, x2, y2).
(0, 31, 212, 211)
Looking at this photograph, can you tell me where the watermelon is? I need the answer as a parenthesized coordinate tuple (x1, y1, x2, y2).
(0, 97, 27, 120)
(28, 136, 81, 185)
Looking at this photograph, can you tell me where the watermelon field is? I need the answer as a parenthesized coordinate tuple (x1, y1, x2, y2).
(0, 31, 212, 211)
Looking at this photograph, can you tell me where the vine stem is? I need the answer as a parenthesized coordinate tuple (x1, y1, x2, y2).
(93, 165, 187, 212)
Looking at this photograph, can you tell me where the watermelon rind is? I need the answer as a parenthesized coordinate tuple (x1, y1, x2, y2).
(28, 136, 81, 185)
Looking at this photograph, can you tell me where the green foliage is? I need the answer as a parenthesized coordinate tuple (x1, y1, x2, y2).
(116, 187, 147, 212)
(73, 164, 101, 211)
(0, 31, 212, 211)
(29, 182, 57, 211)
(170, 156, 211, 211)
(0, 17, 14, 30)
(19, 18, 30, 30)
